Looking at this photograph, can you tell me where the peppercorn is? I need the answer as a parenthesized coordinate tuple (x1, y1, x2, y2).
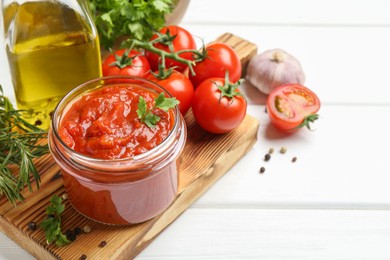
(27, 221, 37, 231)
(83, 225, 91, 233)
(99, 241, 107, 248)
(74, 227, 82, 235)
(292, 157, 297, 163)
(259, 167, 265, 174)
(65, 230, 76, 242)
(80, 254, 87, 260)
(264, 153, 271, 161)
(61, 193, 68, 200)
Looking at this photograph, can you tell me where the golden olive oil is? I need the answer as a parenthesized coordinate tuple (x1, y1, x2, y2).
(3, 0, 102, 129)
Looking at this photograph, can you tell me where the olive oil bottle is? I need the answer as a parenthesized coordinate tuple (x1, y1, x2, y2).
(1, 0, 102, 129)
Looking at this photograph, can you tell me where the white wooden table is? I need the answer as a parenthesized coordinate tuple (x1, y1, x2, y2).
(2, 0, 390, 259)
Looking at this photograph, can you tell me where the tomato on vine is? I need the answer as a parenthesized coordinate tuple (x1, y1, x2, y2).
(145, 26, 197, 72)
(266, 83, 321, 133)
(102, 49, 151, 78)
(191, 73, 247, 134)
(189, 42, 242, 88)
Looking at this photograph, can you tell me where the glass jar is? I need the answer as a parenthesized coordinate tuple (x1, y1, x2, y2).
(48, 76, 186, 225)
(1, 0, 102, 129)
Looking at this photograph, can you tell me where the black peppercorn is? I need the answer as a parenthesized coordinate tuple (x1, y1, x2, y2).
(80, 254, 87, 260)
(27, 221, 37, 231)
(74, 227, 82, 235)
(66, 230, 76, 242)
(99, 240, 107, 248)
(259, 167, 265, 174)
(264, 153, 271, 161)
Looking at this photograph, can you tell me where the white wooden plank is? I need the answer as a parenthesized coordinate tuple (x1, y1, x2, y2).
(0, 233, 34, 260)
(182, 0, 390, 25)
(192, 104, 390, 209)
(137, 208, 390, 259)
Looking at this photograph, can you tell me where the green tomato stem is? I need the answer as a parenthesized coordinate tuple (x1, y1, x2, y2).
(126, 38, 201, 76)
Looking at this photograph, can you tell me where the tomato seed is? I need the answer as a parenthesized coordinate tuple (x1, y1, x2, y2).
(268, 148, 274, 154)
(280, 147, 287, 154)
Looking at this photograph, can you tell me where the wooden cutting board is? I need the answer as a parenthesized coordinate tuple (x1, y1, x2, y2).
(0, 33, 259, 260)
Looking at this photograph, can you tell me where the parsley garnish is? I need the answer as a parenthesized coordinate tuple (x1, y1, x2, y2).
(40, 195, 70, 247)
(88, 0, 174, 49)
(136, 93, 179, 128)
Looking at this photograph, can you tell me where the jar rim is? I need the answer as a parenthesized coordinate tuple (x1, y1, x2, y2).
(50, 76, 182, 168)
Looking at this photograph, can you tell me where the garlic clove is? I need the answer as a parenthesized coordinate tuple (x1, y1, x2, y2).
(246, 48, 305, 95)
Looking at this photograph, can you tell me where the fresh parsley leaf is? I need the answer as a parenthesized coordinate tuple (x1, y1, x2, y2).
(155, 93, 180, 111)
(144, 113, 161, 128)
(136, 96, 147, 119)
(40, 195, 70, 247)
(136, 93, 179, 128)
(88, 0, 175, 49)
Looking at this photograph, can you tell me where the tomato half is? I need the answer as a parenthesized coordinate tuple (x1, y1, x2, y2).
(147, 70, 194, 116)
(189, 42, 242, 88)
(266, 84, 321, 133)
(145, 26, 196, 72)
(191, 77, 247, 134)
(102, 49, 151, 78)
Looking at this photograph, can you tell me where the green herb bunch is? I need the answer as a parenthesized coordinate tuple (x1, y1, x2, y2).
(0, 85, 48, 204)
(88, 0, 175, 49)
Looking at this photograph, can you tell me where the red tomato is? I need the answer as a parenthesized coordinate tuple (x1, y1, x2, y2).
(266, 84, 321, 133)
(189, 42, 242, 88)
(102, 49, 151, 78)
(148, 70, 194, 116)
(191, 77, 247, 134)
(145, 26, 196, 72)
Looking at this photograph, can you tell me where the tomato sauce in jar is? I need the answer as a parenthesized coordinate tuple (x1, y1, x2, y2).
(59, 84, 174, 159)
(49, 77, 186, 225)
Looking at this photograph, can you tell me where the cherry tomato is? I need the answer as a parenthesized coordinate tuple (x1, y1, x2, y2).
(145, 26, 196, 72)
(191, 77, 247, 134)
(102, 49, 151, 78)
(147, 70, 194, 116)
(266, 83, 321, 133)
(189, 42, 242, 88)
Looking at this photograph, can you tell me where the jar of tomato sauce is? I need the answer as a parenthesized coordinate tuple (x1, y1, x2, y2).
(48, 76, 186, 225)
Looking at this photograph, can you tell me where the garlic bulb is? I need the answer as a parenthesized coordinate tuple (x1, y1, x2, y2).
(246, 48, 305, 95)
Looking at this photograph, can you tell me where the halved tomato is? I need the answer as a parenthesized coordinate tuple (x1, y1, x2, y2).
(266, 84, 320, 133)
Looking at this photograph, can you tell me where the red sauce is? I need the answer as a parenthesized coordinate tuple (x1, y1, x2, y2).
(49, 78, 186, 225)
(58, 84, 174, 159)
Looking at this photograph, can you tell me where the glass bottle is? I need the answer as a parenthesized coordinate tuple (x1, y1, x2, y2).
(1, 0, 102, 129)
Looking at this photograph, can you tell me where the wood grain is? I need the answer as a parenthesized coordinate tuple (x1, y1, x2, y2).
(0, 33, 259, 259)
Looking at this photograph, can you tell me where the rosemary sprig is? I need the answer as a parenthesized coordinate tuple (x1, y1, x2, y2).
(0, 85, 48, 205)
